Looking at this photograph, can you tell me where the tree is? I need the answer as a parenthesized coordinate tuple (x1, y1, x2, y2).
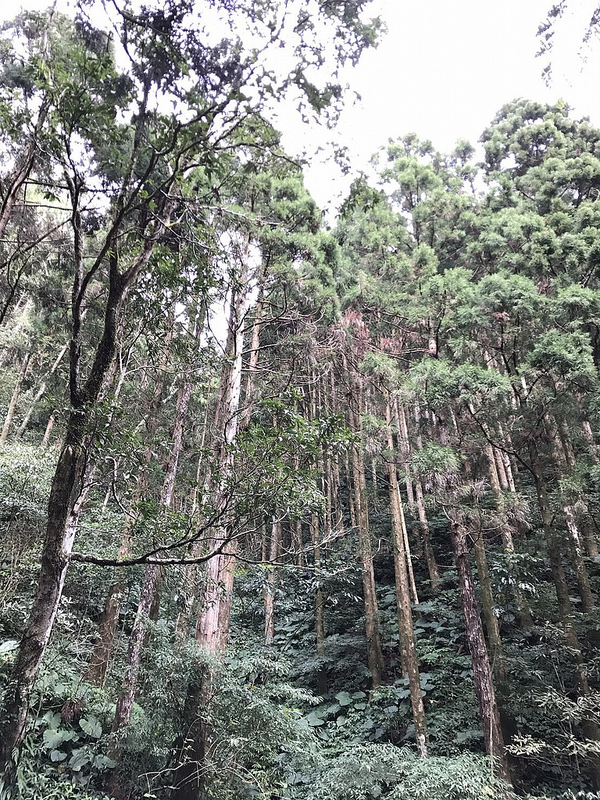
(0, 0, 381, 783)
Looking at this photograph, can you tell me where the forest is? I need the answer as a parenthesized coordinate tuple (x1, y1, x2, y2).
(2, 1, 600, 799)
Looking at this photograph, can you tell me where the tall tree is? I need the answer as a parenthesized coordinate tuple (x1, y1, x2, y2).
(0, 0, 381, 780)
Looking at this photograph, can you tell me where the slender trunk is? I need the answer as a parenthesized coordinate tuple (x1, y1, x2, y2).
(0, 352, 31, 444)
(293, 518, 304, 568)
(239, 274, 265, 429)
(449, 514, 511, 785)
(110, 379, 191, 767)
(16, 342, 69, 438)
(497, 423, 517, 491)
(172, 253, 251, 800)
(346, 449, 357, 530)
(472, 530, 505, 680)
(312, 512, 328, 696)
(564, 505, 594, 613)
(582, 418, 598, 462)
(493, 445, 510, 492)
(484, 443, 515, 552)
(401, 492, 419, 605)
(414, 477, 440, 591)
(41, 411, 55, 446)
(386, 399, 427, 755)
(264, 517, 281, 647)
(397, 400, 415, 508)
(413, 403, 440, 590)
(349, 386, 384, 688)
(87, 329, 175, 686)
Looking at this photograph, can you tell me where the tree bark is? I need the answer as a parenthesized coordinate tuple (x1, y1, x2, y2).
(264, 517, 281, 647)
(449, 513, 511, 785)
(386, 398, 428, 756)
(0, 352, 31, 444)
(472, 529, 505, 680)
(311, 512, 328, 696)
(171, 250, 251, 800)
(16, 342, 68, 438)
(413, 403, 441, 591)
(349, 385, 384, 688)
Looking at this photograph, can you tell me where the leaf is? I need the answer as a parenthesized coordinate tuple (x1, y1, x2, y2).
(335, 691, 352, 707)
(79, 715, 102, 739)
(305, 710, 325, 726)
(41, 711, 62, 730)
(93, 754, 117, 770)
(50, 749, 68, 762)
(69, 747, 91, 772)
(43, 728, 78, 749)
(0, 640, 18, 656)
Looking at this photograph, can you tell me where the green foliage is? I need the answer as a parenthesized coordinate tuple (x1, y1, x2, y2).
(172, 641, 321, 800)
(1, 653, 116, 799)
(0, 443, 55, 609)
(305, 743, 513, 800)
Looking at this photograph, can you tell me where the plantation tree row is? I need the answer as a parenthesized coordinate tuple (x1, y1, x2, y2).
(1, 3, 600, 799)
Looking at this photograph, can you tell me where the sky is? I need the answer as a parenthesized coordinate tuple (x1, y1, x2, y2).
(5, 0, 600, 211)
(284, 0, 600, 211)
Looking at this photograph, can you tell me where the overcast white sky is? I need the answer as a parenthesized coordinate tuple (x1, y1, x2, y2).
(7, 0, 600, 211)
(287, 0, 600, 210)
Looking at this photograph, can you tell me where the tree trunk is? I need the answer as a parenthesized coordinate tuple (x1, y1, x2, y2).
(311, 512, 328, 696)
(386, 398, 428, 756)
(472, 530, 505, 680)
(396, 399, 416, 508)
(413, 403, 440, 590)
(449, 514, 511, 785)
(16, 342, 69, 438)
(564, 505, 594, 613)
(0, 416, 87, 772)
(264, 517, 281, 647)
(293, 518, 304, 568)
(171, 252, 251, 800)
(41, 411, 55, 446)
(0, 351, 31, 444)
(349, 386, 384, 688)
